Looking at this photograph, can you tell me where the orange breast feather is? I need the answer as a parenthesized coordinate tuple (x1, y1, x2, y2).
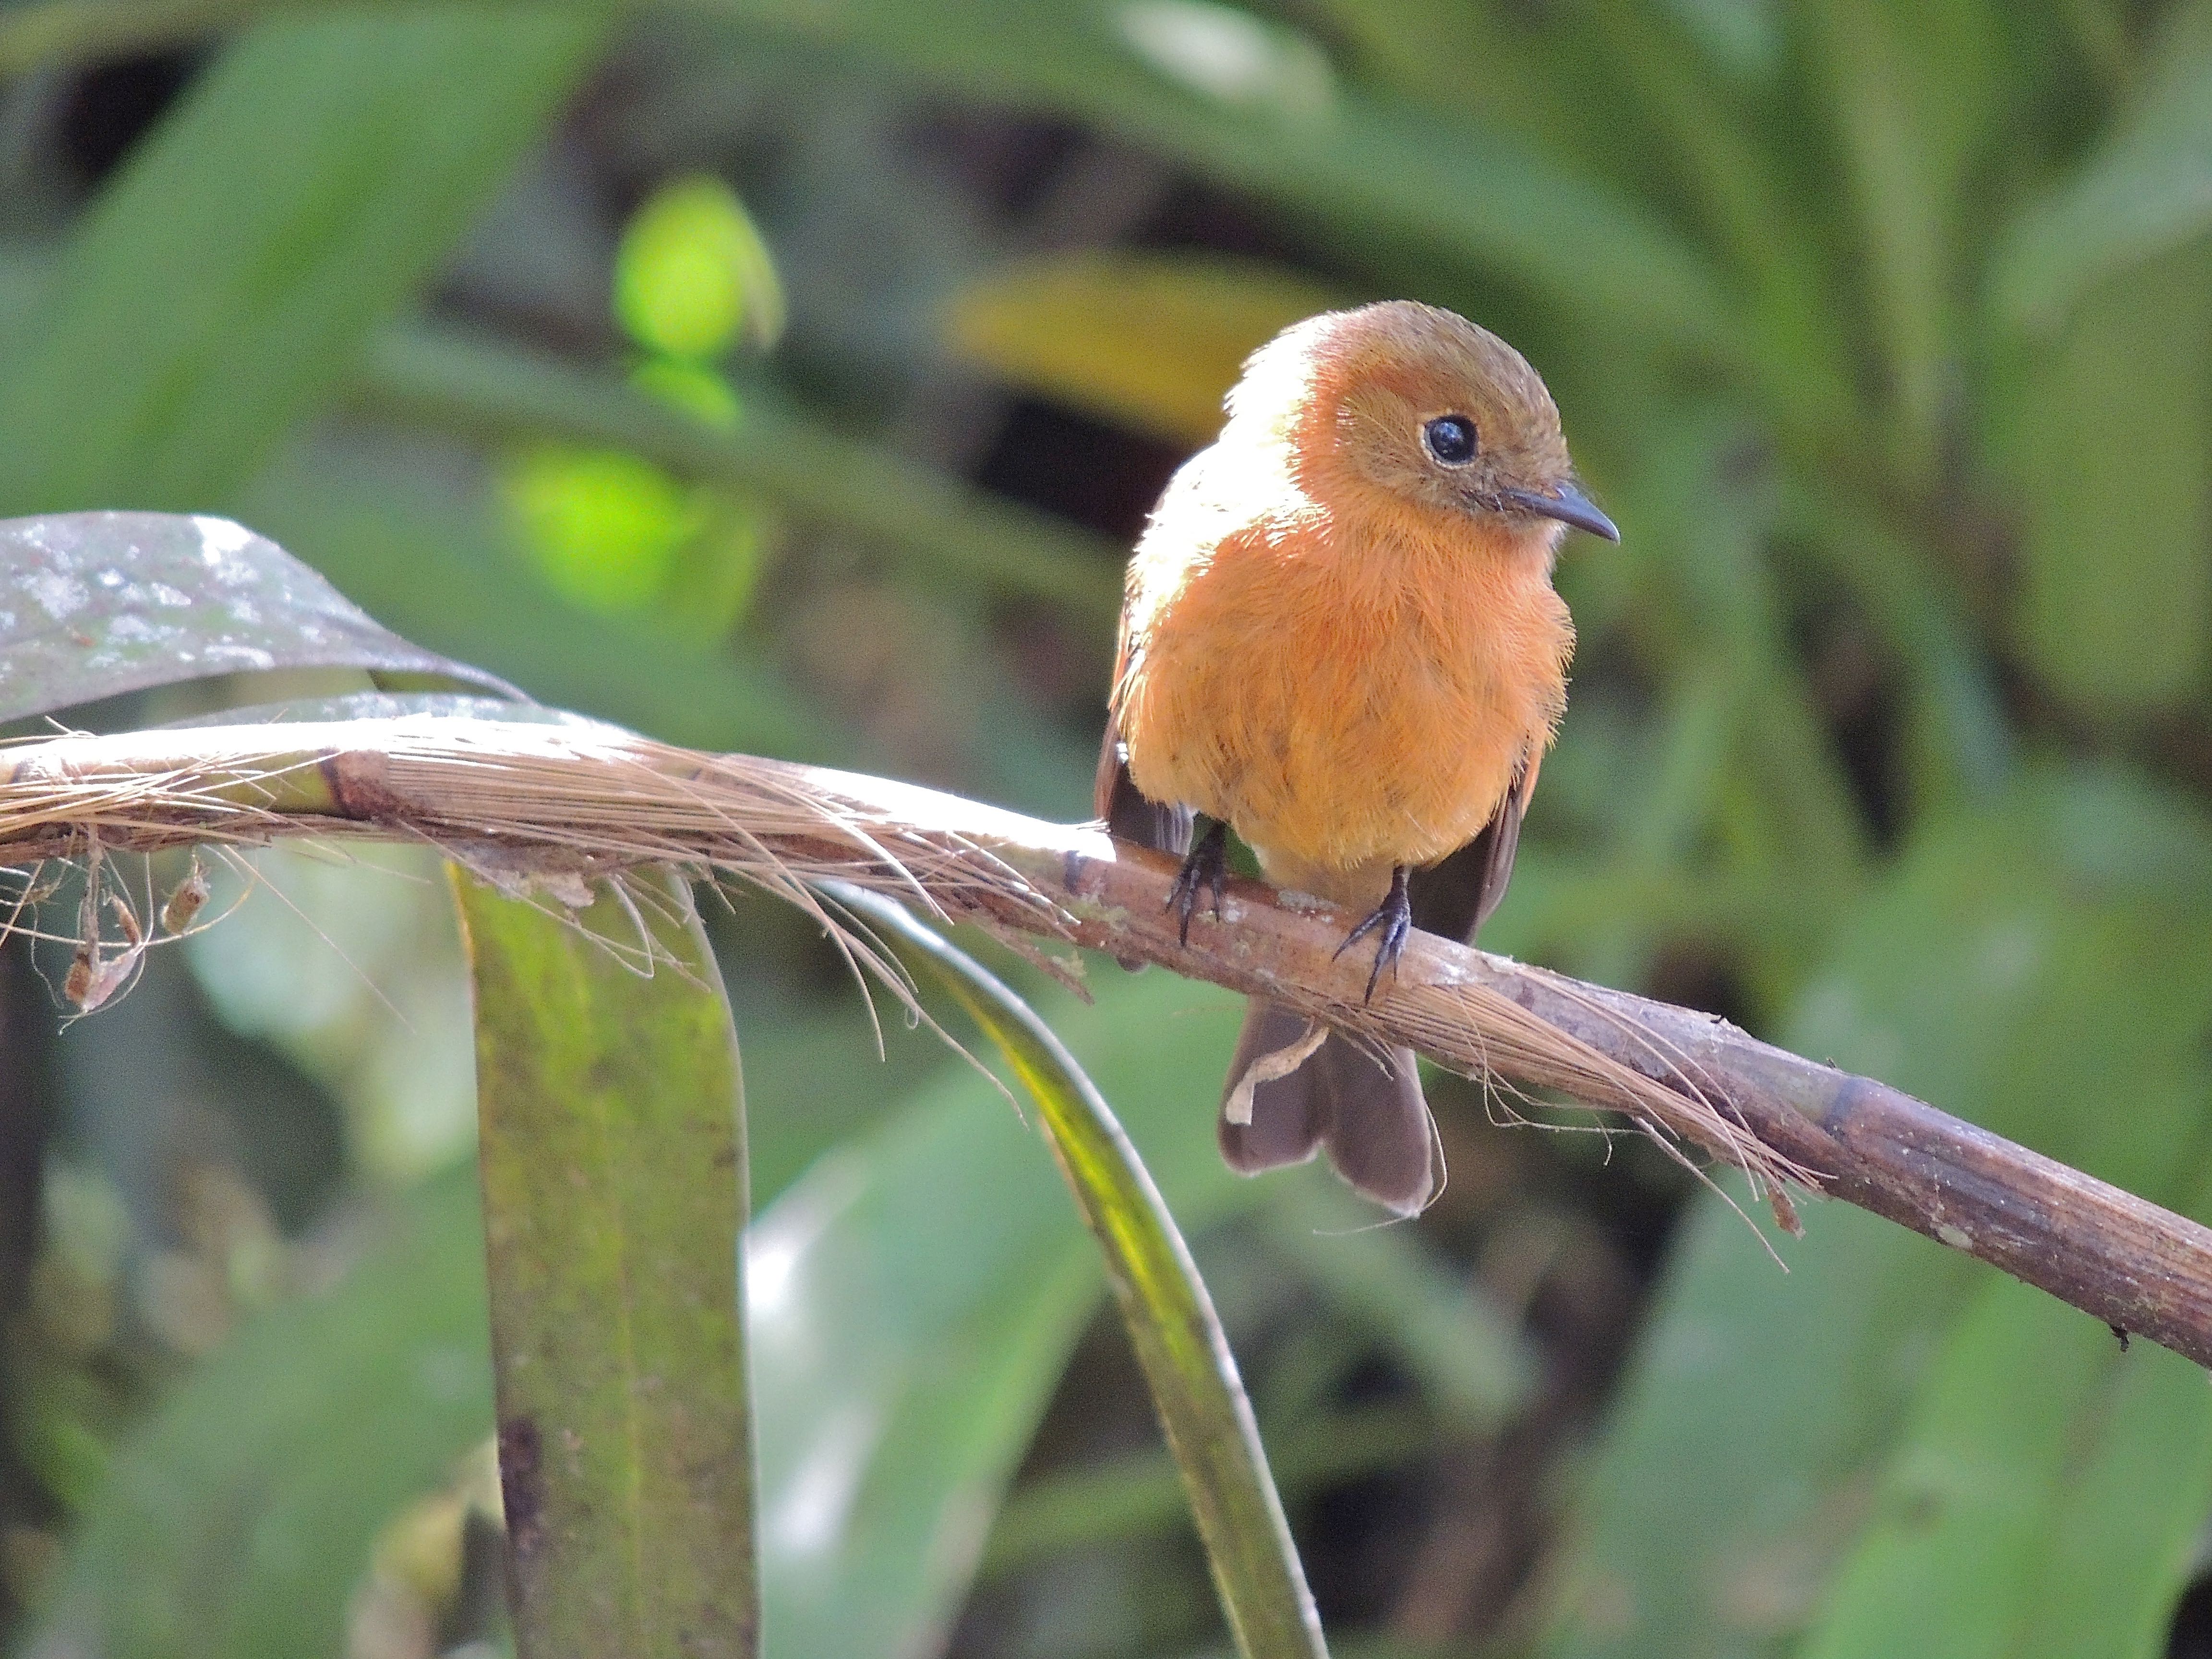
(1115, 483, 1571, 894)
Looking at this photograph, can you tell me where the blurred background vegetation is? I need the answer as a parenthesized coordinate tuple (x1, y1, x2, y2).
(3, 0, 2212, 1655)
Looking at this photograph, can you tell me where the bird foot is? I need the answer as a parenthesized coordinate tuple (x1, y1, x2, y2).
(1334, 866, 1412, 1003)
(1166, 821, 1229, 946)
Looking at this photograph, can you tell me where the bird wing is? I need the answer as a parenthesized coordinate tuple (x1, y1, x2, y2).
(1095, 625, 1195, 856)
(1095, 709, 1195, 855)
(1406, 749, 1539, 944)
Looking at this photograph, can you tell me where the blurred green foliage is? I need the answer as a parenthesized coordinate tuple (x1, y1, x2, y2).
(5, 0, 2212, 1656)
(506, 172, 777, 635)
(613, 173, 784, 359)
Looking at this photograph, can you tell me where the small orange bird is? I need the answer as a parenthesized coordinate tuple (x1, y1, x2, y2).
(1096, 300, 1617, 1215)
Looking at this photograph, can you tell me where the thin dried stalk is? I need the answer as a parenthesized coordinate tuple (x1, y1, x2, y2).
(0, 718, 1794, 1189)
(5, 717, 2211, 1364)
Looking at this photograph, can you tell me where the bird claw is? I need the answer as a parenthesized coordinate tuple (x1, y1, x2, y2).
(1166, 821, 1229, 947)
(1334, 866, 1413, 1003)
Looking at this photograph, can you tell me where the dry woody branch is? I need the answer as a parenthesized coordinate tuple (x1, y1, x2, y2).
(5, 715, 2210, 1366)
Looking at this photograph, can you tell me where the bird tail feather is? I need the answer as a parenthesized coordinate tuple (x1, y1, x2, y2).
(1218, 998, 1438, 1216)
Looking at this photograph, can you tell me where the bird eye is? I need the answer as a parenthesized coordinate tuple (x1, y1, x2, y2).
(1422, 415, 1477, 466)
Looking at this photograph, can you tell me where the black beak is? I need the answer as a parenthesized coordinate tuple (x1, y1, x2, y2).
(1501, 483, 1619, 542)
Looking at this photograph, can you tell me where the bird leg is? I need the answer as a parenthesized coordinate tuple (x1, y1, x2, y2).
(1166, 820, 1230, 946)
(1334, 865, 1413, 1003)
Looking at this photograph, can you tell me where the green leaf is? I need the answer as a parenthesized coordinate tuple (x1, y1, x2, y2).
(1545, 770, 2212, 1659)
(1574, 5, 1853, 428)
(24, 1167, 494, 1659)
(840, 888, 1325, 1659)
(1658, 0, 1783, 84)
(1997, 234, 2212, 714)
(1991, 0, 2212, 332)
(1312, 0, 1595, 135)
(616, 174, 786, 359)
(750, 1128, 1099, 1659)
(1799, 1276, 2212, 1659)
(1785, 782, 2212, 1659)
(750, 957, 1257, 1659)
(501, 445, 712, 614)
(0, 5, 607, 517)
(1579, 416, 1866, 986)
(2007, 1318, 2212, 1659)
(1777, 480, 2016, 809)
(455, 870, 757, 1658)
(1545, 1192, 1933, 1659)
(0, 510, 517, 722)
(1801, 0, 2002, 463)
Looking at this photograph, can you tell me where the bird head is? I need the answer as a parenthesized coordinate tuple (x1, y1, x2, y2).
(1227, 300, 1618, 550)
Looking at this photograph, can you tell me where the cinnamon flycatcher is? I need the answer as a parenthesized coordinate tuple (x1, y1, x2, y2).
(1096, 300, 1617, 1215)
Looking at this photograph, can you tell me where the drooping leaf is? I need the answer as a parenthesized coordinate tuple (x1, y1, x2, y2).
(22, 880, 937, 1659)
(0, 510, 516, 724)
(454, 870, 757, 1659)
(842, 888, 1326, 1659)
(0, 5, 607, 517)
(749, 961, 1255, 1659)
(23, 1167, 494, 1659)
